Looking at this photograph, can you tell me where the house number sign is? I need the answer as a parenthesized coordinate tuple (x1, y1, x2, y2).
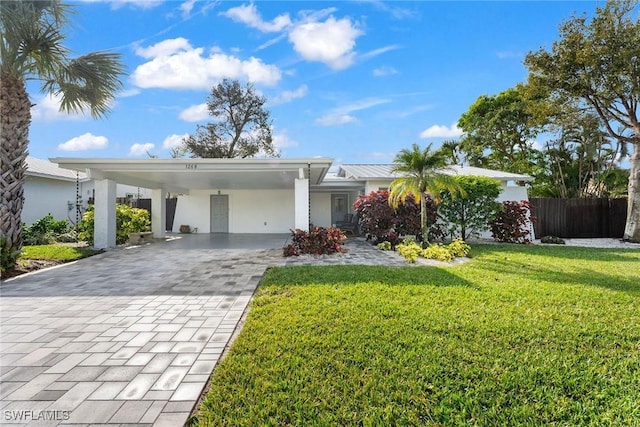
(185, 164, 197, 169)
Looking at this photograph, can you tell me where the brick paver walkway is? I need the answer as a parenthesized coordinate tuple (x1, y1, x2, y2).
(0, 235, 426, 426)
(0, 241, 284, 426)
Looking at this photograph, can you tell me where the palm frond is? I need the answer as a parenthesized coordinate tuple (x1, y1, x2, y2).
(1, 0, 71, 78)
(46, 51, 126, 118)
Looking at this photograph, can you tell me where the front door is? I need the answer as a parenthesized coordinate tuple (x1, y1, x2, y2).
(331, 193, 349, 226)
(210, 195, 229, 233)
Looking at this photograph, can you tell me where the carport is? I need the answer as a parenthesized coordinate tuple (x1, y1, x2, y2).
(51, 158, 332, 249)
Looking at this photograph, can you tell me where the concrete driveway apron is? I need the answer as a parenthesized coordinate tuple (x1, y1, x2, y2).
(0, 241, 284, 426)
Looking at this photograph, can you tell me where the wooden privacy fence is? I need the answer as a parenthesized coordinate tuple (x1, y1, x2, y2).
(117, 197, 178, 232)
(529, 198, 627, 238)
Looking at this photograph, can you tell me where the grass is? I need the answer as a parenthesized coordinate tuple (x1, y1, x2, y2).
(19, 245, 102, 262)
(196, 244, 640, 426)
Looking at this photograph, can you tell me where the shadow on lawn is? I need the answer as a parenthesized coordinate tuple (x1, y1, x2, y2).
(472, 250, 640, 296)
(263, 264, 476, 288)
(474, 242, 640, 263)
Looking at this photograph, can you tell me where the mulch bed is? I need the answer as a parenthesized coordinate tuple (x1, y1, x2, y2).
(2, 259, 65, 280)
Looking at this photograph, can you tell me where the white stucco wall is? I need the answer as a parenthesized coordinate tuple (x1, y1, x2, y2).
(172, 189, 296, 233)
(310, 193, 332, 227)
(22, 176, 92, 225)
(364, 180, 392, 194)
(497, 185, 529, 203)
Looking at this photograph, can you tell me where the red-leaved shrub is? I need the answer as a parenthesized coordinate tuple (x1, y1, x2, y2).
(490, 200, 536, 244)
(353, 190, 443, 243)
(283, 227, 347, 256)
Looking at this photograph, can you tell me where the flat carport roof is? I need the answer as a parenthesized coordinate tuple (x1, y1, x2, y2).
(50, 157, 334, 193)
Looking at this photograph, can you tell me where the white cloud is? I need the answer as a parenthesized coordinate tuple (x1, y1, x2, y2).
(135, 37, 192, 59)
(316, 114, 357, 126)
(373, 66, 398, 77)
(289, 16, 362, 70)
(419, 123, 463, 138)
(31, 94, 85, 122)
(361, 45, 400, 61)
(162, 134, 189, 150)
(273, 131, 299, 149)
(316, 97, 389, 126)
(271, 85, 308, 105)
(179, 103, 209, 122)
(118, 88, 141, 97)
(179, 0, 197, 18)
(132, 38, 282, 89)
(220, 4, 362, 70)
(366, 0, 418, 20)
(58, 133, 108, 151)
(221, 3, 291, 32)
(129, 142, 155, 156)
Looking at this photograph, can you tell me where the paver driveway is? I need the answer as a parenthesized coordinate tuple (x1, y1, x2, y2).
(0, 237, 285, 426)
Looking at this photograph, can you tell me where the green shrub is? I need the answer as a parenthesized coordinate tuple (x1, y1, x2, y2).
(397, 241, 422, 263)
(541, 235, 566, 244)
(22, 214, 72, 245)
(283, 227, 347, 256)
(447, 238, 471, 257)
(422, 243, 454, 262)
(78, 204, 151, 245)
(377, 241, 392, 251)
(439, 175, 502, 240)
(397, 238, 470, 263)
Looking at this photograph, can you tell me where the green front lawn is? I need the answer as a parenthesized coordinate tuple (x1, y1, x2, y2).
(196, 244, 640, 426)
(20, 245, 102, 262)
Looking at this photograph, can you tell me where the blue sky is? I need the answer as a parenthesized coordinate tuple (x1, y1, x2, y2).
(27, 0, 599, 165)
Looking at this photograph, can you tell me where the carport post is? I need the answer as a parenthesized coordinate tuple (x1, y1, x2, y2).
(151, 188, 167, 237)
(94, 179, 117, 249)
(294, 168, 309, 231)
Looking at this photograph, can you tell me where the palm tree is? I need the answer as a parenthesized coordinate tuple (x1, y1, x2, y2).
(389, 143, 463, 245)
(1, 1, 125, 269)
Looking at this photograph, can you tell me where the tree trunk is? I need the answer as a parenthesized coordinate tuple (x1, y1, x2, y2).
(421, 194, 429, 245)
(624, 142, 640, 242)
(0, 72, 31, 261)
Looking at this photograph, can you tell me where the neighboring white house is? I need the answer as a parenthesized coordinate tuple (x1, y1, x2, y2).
(23, 157, 151, 226)
(49, 157, 534, 248)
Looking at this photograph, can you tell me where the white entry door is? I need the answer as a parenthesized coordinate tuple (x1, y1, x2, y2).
(210, 195, 229, 233)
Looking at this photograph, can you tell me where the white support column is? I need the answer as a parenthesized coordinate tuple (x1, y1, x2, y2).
(151, 188, 167, 237)
(294, 176, 309, 231)
(94, 179, 116, 249)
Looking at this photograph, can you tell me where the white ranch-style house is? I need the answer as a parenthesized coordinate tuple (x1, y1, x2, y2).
(42, 157, 533, 249)
(23, 157, 150, 225)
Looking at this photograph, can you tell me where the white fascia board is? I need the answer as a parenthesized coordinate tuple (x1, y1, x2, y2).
(50, 157, 333, 170)
(25, 171, 90, 182)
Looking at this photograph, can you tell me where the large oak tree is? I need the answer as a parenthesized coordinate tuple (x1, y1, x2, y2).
(183, 79, 277, 158)
(525, 0, 640, 241)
